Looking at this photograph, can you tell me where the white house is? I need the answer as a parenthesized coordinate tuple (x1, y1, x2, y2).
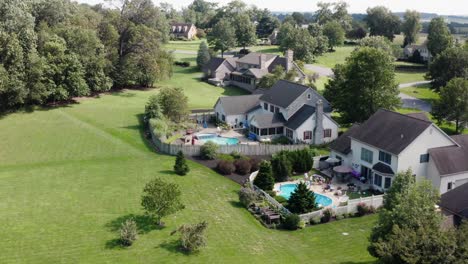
(330, 110, 466, 194)
(403, 42, 432, 62)
(213, 80, 339, 145)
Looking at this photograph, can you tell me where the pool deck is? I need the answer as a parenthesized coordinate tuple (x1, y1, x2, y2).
(273, 180, 348, 207)
(191, 127, 258, 146)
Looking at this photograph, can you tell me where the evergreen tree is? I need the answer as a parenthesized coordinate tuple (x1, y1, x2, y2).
(287, 182, 316, 214)
(253, 161, 274, 191)
(174, 151, 190, 176)
(196, 41, 210, 70)
(271, 152, 292, 182)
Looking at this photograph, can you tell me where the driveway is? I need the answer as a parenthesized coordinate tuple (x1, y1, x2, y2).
(304, 64, 334, 77)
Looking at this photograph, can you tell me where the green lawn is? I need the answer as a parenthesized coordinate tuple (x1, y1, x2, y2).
(0, 64, 377, 263)
(164, 39, 203, 51)
(395, 70, 427, 84)
(400, 84, 440, 104)
(314, 45, 355, 68)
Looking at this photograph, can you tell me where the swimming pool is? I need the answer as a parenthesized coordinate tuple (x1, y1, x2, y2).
(279, 183, 333, 207)
(196, 133, 239, 145)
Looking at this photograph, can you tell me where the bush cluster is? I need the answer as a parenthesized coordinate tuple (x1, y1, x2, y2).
(238, 187, 258, 207)
(321, 208, 333, 223)
(234, 158, 252, 175)
(271, 148, 317, 182)
(217, 160, 236, 175)
(200, 141, 218, 160)
(283, 214, 301, 230)
(356, 203, 376, 217)
(174, 61, 190, 67)
(119, 219, 138, 246)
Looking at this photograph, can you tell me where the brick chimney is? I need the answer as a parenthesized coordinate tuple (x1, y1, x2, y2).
(285, 49, 293, 72)
(314, 99, 324, 145)
(259, 53, 266, 69)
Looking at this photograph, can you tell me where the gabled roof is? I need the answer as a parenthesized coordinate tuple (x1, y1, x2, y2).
(203, 57, 235, 74)
(237, 52, 277, 65)
(260, 80, 331, 111)
(251, 112, 285, 128)
(440, 182, 468, 219)
(246, 68, 269, 79)
(406, 112, 431, 122)
(267, 57, 306, 78)
(350, 109, 433, 155)
(329, 124, 361, 155)
(215, 94, 262, 115)
(285, 104, 315, 130)
(429, 134, 468, 176)
(170, 23, 195, 33)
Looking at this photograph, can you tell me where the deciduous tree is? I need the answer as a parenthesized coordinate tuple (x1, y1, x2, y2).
(401, 10, 421, 46)
(432, 78, 468, 134)
(365, 6, 401, 41)
(427, 47, 468, 89)
(207, 20, 236, 57)
(323, 21, 345, 51)
(427, 17, 453, 57)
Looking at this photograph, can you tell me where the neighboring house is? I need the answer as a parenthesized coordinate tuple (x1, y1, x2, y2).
(214, 80, 339, 145)
(268, 28, 280, 45)
(170, 23, 197, 40)
(330, 110, 464, 193)
(203, 50, 306, 91)
(439, 182, 468, 227)
(403, 42, 431, 62)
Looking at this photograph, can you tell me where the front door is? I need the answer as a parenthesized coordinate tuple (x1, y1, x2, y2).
(361, 166, 371, 183)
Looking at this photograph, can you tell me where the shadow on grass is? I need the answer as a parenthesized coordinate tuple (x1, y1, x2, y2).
(339, 261, 376, 264)
(228, 200, 243, 208)
(159, 170, 177, 176)
(106, 214, 163, 235)
(158, 239, 192, 256)
(105, 238, 126, 250)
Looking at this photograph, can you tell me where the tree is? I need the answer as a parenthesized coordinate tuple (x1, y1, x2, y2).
(174, 151, 190, 175)
(427, 47, 468, 89)
(455, 221, 468, 262)
(427, 17, 453, 57)
(157, 86, 189, 122)
(208, 20, 236, 58)
(359, 36, 394, 57)
(314, 2, 351, 30)
(233, 13, 257, 50)
(365, 6, 401, 41)
(322, 21, 345, 51)
(287, 182, 316, 214)
(347, 20, 368, 39)
(271, 152, 292, 182)
(432, 78, 468, 134)
(368, 169, 459, 263)
(141, 178, 185, 225)
(258, 65, 285, 88)
(200, 141, 218, 160)
(171, 221, 208, 253)
(238, 187, 258, 207)
(196, 41, 210, 70)
(401, 10, 421, 46)
(256, 13, 280, 38)
(119, 219, 138, 246)
(278, 25, 317, 63)
(253, 161, 274, 191)
(144, 94, 163, 120)
(324, 47, 400, 122)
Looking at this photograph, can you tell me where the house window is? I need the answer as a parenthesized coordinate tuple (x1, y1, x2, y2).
(447, 182, 453, 190)
(307, 93, 311, 100)
(286, 128, 293, 139)
(263, 103, 268, 110)
(379, 151, 392, 165)
(270, 105, 275, 113)
(276, 127, 284, 134)
(303, 131, 312, 140)
(384, 177, 392, 189)
(420, 154, 429, 163)
(261, 128, 268, 136)
(222, 115, 225, 121)
(361, 148, 373, 163)
(268, 128, 276, 135)
(275, 107, 280, 113)
(374, 174, 382, 187)
(324, 129, 332, 138)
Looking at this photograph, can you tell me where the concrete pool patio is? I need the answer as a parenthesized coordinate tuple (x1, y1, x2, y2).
(273, 180, 347, 207)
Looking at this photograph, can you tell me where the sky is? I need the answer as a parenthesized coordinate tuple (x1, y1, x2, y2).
(77, 0, 468, 15)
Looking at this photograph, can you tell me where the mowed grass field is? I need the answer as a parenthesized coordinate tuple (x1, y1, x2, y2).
(0, 62, 377, 263)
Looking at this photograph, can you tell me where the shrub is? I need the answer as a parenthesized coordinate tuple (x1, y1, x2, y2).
(271, 136, 291, 145)
(336, 214, 344, 220)
(266, 190, 276, 197)
(274, 195, 288, 205)
(283, 214, 301, 230)
(119, 219, 138, 246)
(238, 187, 258, 207)
(249, 157, 261, 172)
(230, 151, 242, 159)
(321, 208, 333, 223)
(234, 158, 252, 175)
(172, 221, 208, 253)
(174, 151, 190, 176)
(200, 141, 218, 160)
(356, 203, 370, 217)
(217, 153, 235, 162)
(310, 216, 321, 225)
(145, 94, 163, 121)
(253, 161, 274, 191)
(149, 118, 169, 138)
(196, 29, 206, 38)
(217, 160, 235, 175)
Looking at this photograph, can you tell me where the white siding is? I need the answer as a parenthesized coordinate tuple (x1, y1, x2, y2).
(330, 150, 352, 167)
(294, 113, 338, 144)
(350, 140, 399, 175)
(398, 125, 456, 181)
(214, 101, 246, 127)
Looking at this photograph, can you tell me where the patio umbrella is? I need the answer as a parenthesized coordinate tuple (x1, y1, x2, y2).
(333, 165, 353, 174)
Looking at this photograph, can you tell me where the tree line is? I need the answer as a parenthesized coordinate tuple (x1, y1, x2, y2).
(0, 0, 172, 112)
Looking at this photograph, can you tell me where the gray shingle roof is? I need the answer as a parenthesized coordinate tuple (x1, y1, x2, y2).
(237, 52, 276, 65)
(216, 94, 262, 115)
(406, 112, 431, 122)
(251, 112, 285, 128)
(260, 80, 331, 111)
(329, 124, 361, 154)
(372, 162, 395, 175)
(440, 182, 468, 219)
(204, 57, 226, 73)
(285, 104, 315, 130)
(429, 134, 468, 176)
(350, 109, 433, 155)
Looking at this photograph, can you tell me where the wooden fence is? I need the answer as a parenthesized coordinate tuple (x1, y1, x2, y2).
(298, 194, 384, 222)
(150, 130, 311, 156)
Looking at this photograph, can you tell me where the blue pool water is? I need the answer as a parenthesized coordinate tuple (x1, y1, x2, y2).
(279, 183, 333, 207)
(197, 133, 239, 145)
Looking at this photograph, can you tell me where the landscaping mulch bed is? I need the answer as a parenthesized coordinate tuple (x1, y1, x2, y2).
(189, 155, 271, 185)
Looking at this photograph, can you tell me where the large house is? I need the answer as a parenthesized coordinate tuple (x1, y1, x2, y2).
(439, 182, 468, 227)
(214, 80, 339, 144)
(170, 23, 197, 40)
(203, 50, 306, 91)
(330, 110, 468, 194)
(403, 42, 431, 62)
